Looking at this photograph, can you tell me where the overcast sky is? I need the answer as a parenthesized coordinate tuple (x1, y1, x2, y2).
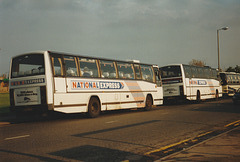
(0, 0, 240, 74)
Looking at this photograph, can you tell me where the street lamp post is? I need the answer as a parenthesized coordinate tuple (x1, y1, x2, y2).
(217, 27, 228, 71)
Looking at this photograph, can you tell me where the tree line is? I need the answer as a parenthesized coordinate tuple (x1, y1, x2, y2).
(189, 59, 240, 73)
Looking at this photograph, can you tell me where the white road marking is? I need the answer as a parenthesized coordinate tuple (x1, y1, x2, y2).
(4, 135, 30, 140)
(106, 120, 118, 124)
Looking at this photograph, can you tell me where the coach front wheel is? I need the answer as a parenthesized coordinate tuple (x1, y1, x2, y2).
(88, 97, 101, 118)
(144, 95, 153, 111)
(196, 91, 201, 103)
(215, 90, 219, 100)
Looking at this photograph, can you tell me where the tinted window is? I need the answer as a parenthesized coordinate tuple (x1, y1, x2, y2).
(211, 69, 218, 79)
(117, 62, 134, 79)
(64, 56, 78, 77)
(11, 54, 45, 78)
(197, 67, 204, 78)
(161, 66, 182, 78)
(141, 65, 154, 82)
(52, 56, 63, 76)
(183, 65, 192, 78)
(100, 60, 117, 79)
(203, 68, 211, 78)
(191, 67, 198, 78)
(234, 75, 239, 83)
(79, 57, 99, 78)
(154, 67, 162, 86)
(134, 64, 141, 79)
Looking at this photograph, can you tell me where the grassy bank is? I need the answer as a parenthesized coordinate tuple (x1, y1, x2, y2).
(0, 93, 10, 114)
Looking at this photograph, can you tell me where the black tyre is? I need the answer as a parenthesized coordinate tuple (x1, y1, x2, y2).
(215, 90, 219, 100)
(88, 97, 101, 118)
(144, 95, 153, 111)
(196, 91, 201, 103)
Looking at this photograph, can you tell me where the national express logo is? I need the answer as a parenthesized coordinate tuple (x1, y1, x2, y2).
(189, 80, 207, 85)
(71, 81, 124, 90)
(11, 78, 45, 86)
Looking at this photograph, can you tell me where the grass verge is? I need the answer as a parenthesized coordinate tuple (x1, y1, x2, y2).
(0, 93, 10, 114)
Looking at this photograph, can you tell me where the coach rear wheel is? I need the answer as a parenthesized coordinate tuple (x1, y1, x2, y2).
(88, 97, 101, 118)
(215, 90, 219, 100)
(145, 95, 153, 111)
(196, 91, 201, 103)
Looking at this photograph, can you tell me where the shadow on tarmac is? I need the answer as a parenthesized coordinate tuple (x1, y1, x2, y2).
(0, 107, 158, 124)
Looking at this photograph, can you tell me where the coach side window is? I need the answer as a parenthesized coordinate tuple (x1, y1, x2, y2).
(233, 75, 237, 84)
(203, 68, 210, 79)
(209, 69, 214, 79)
(51, 56, 64, 76)
(227, 75, 232, 83)
(154, 67, 162, 86)
(64, 56, 78, 77)
(212, 69, 218, 80)
(100, 60, 117, 79)
(197, 67, 204, 78)
(117, 62, 134, 79)
(191, 67, 197, 78)
(141, 65, 154, 82)
(134, 64, 141, 79)
(183, 65, 192, 78)
(79, 57, 99, 78)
